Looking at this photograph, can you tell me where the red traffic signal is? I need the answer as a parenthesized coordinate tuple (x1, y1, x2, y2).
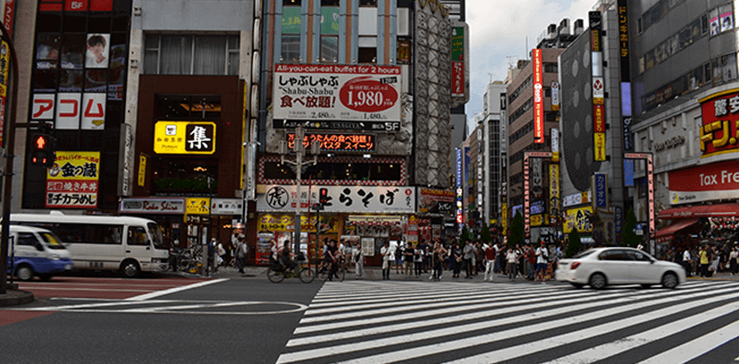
(30, 133, 56, 168)
(319, 188, 331, 205)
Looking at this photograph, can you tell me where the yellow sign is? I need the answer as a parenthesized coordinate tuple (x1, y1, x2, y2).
(46, 151, 100, 208)
(258, 214, 340, 233)
(563, 206, 594, 233)
(154, 121, 216, 155)
(594, 132, 606, 161)
(0, 41, 8, 98)
(501, 203, 508, 235)
(137, 154, 147, 187)
(185, 198, 211, 215)
(531, 214, 543, 227)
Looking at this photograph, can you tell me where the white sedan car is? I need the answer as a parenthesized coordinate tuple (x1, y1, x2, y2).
(555, 247, 686, 289)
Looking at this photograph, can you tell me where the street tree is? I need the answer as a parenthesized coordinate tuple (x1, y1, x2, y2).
(565, 228, 582, 257)
(509, 210, 523, 246)
(622, 206, 641, 247)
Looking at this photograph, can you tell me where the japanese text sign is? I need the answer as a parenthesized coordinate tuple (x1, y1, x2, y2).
(153, 121, 216, 155)
(257, 185, 416, 214)
(532, 49, 544, 144)
(593, 173, 608, 209)
(287, 132, 375, 152)
(45, 151, 99, 208)
(699, 89, 739, 158)
(273, 64, 401, 123)
(563, 206, 593, 234)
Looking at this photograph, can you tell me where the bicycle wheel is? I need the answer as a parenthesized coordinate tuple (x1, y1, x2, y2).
(299, 267, 315, 283)
(267, 266, 285, 283)
(337, 269, 345, 282)
(317, 266, 329, 281)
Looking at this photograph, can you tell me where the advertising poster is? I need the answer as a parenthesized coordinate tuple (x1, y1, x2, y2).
(418, 188, 454, 215)
(46, 151, 99, 208)
(85, 33, 109, 68)
(563, 206, 594, 234)
(699, 90, 739, 158)
(273, 64, 401, 122)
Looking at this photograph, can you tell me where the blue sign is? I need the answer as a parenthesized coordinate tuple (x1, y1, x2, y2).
(624, 159, 634, 187)
(456, 148, 462, 188)
(614, 205, 623, 235)
(531, 200, 545, 215)
(594, 174, 608, 209)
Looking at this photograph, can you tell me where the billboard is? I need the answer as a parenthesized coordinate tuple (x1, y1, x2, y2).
(532, 49, 544, 144)
(699, 89, 739, 158)
(257, 185, 416, 214)
(153, 121, 216, 155)
(563, 205, 593, 234)
(273, 64, 401, 122)
(46, 151, 99, 208)
(451, 27, 465, 97)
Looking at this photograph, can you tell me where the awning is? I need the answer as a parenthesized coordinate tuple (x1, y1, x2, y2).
(655, 219, 701, 244)
(657, 203, 739, 220)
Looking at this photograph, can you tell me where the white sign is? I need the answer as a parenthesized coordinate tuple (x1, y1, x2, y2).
(562, 191, 592, 208)
(592, 76, 605, 103)
(56, 93, 81, 129)
(551, 82, 560, 110)
(32, 94, 55, 120)
(257, 185, 416, 214)
(273, 64, 402, 122)
(81, 93, 106, 130)
(119, 197, 186, 214)
(211, 198, 243, 215)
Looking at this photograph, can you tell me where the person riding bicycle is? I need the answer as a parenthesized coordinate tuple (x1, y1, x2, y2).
(279, 243, 298, 272)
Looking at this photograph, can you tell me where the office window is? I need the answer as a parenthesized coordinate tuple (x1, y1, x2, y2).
(320, 2, 340, 63)
(282, 4, 302, 63)
(144, 34, 239, 75)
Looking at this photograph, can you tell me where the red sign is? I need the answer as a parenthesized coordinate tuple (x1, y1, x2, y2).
(339, 77, 398, 113)
(699, 90, 739, 158)
(452, 61, 464, 97)
(3, 0, 15, 36)
(593, 104, 605, 132)
(287, 133, 375, 152)
(65, 0, 88, 11)
(668, 160, 739, 206)
(533, 48, 544, 144)
(40, 0, 63, 12)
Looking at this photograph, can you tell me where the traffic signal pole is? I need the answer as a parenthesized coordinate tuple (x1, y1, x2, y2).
(0, 24, 20, 294)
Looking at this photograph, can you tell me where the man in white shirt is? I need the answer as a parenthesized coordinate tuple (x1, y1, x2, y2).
(682, 248, 692, 276)
(535, 241, 549, 282)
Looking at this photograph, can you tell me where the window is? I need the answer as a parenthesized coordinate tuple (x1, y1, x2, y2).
(282, 4, 302, 63)
(358, 47, 376, 63)
(320, 2, 340, 63)
(155, 94, 222, 120)
(17, 233, 38, 247)
(144, 34, 239, 75)
(544, 63, 558, 73)
(360, 0, 377, 6)
(128, 226, 148, 246)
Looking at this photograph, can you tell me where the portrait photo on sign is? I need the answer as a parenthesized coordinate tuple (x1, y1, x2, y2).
(85, 34, 110, 68)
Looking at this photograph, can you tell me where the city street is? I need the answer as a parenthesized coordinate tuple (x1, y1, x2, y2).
(1, 272, 739, 364)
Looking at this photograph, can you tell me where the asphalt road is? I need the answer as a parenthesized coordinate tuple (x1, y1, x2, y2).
(2, 271, 739, 364)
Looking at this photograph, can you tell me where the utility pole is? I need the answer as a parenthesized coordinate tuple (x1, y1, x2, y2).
(279, 125, 319, 270)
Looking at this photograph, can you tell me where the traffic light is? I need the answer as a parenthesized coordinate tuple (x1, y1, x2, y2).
(318, 188, 331, 206)
(30, 133, 56, 168)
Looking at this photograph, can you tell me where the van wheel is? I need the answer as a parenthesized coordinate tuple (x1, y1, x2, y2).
(121, 260, 141, 278)
(15, 265, 34, 281)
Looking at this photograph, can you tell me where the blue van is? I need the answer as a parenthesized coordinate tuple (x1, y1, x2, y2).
(7, 225, 73, 281)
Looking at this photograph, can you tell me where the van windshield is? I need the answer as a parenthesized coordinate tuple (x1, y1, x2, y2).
(39, 232, 67, 250)
(147, 222, 166, 250)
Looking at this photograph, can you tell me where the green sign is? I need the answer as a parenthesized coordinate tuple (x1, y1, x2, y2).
(321, 7, 340, 35)
(282, 7, 301, 34)
(452, 27, 464, 61)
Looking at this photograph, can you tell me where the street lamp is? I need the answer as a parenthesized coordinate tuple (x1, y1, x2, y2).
(278, 125, 320, 268)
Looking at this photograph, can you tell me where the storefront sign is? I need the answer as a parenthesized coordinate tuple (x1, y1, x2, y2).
(154, 121, 216, 155)
(563, 205, 593, 234)
(594, 132, 606, 161)
(273, 64, 401, 122)
(624, 158, 634, 187)
(185, 197, 211, 215)
(273, 119, 400, 132)
(257, 185, 416, 214)
(623, 117, 633, 151)
(669, 159, 739, 205)
(137, 153, 147, 187)
(617, 0, 631, 82)
(562, 190, 592, 208)
(418, 188, 454, 215)
(531, 214, 543, 227)
(257, 214, 340, 233)
(0, 41, 9, 147)
(211, 198, 243, 215)
(551, 128, 560, 162)
(614, 205, 623, 235)
(530, 200, 545, 215)
(593, 104, 605, 132)
(46, 151, 99, 208)
(549, 164, 560, 224)
(120, 197, 185, 214)
(532, 48, 544, 144)
(287, 132, 375, 152)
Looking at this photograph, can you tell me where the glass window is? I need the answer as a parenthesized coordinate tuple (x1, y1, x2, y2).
(33, 64, 58, 92)
(127, 226, 149, 246)
(146, 34, 238, 75)
(281, 35, 301, 62)
(161, 35, 192, 75)
(61, 34, 85, 70)
(194, 35, 226, 75)
(358, 47, 376, 63)
(17, 233, 38, 247)
(36, 34, 60, 61)
(85, 69, 108, 92)
(320, 36, 338, 63)
(59, 70, 84, 92)
(89, 225, 123, 244)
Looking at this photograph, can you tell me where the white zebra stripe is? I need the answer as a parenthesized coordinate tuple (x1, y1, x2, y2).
(636, 319, 739, 364)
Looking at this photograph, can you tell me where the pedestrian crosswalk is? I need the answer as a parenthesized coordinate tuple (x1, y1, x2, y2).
(276, 280, 739, 364)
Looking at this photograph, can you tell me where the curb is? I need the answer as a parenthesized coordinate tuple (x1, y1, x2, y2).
(0, 289, 35, 307)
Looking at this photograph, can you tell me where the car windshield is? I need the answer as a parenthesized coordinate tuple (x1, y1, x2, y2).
(572, 250, 596, 259)
(147, 222, 167, 250)
(39, 232, 67, 250)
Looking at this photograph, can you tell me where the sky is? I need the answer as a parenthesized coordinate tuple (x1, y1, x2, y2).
(464, 0, 596, 129)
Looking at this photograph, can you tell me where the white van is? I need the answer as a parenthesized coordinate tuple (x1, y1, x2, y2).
(7, 225, 73, 281)
(10, 212, 169, 277)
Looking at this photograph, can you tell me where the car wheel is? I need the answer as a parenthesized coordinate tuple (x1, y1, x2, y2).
(15, 264, 34, 281)
(640, 284, 652, 289)
(661, 272, 679, 289)
(570, 283, 584, 289)
(121, 260, 141, 278)
(589, 273, 607, 289)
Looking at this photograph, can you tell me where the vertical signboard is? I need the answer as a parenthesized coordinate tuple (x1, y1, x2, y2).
(523, 154, 530, 241)
(532, 48, 544, 144)
(0, 0, 15, 147)
(593, 173, 608, 209)
(551, 128, 559, 162)
(551, 82, 560, 111)
(590, 11, 606, 162)
(617, 0, 630, 82)
(624, 158, 634, 187)
(451, 27, 465, 97)
(549, 164, 560, 225)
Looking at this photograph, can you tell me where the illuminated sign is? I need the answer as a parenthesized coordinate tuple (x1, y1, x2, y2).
(185, 197, 211, 215)
(451, 27, 465, 97)
(592, 77, 605, 105)
(120, 197, 185, 214)
(273, 64, 401, 122)
(287, 133, 375, 152)
(618, 0, 631, 82)
(594, 173, 608, 209)
(698, 89, 739, 158)
(551, 82, 560, 111)
(154, 121, 216, 155)
(551, 128, 560, 162)
(523, 154, 530, 240)
(45, 151, 99, 208)
(594, 132, 606, 161)
(564, 206, 593, 233)
(593, 104, 606, 132)
(532, 49, 544, 144)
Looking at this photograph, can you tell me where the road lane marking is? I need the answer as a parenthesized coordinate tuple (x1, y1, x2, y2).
(11, 299, 308, 315)
(126, 278, 228, 301)
(637, 319, 739, 364)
